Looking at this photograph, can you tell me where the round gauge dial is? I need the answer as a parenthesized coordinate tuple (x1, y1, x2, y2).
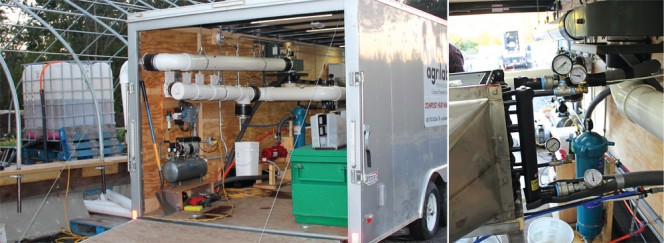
(552, 54, 573, 75)
(544, 138, 561, 152)
(569, 64, 587, 85)
(584, 169, 603, 188)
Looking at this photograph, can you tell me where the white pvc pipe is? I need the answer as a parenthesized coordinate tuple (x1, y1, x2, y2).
(83, 200, 132, 218)
(610, 81, 664, 141)
(169, 83, 345, 103)
(105, 189, 132, 210)
(169, 83, 256, 103)
(259, 86, 345, 102)
(147, 53, 289, 72)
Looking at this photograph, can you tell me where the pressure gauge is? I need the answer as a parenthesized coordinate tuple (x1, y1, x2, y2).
(569, 64, 587, 85)
(584, 169, 603, 188)
(552, 54, 573, 75)
(545, 138, 561, 152)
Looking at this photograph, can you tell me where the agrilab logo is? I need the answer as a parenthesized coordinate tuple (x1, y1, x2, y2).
(426, 63, 447, 85)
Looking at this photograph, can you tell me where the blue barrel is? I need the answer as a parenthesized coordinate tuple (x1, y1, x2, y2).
(572, 131, 614, 241)
(292, 106, 307, 148)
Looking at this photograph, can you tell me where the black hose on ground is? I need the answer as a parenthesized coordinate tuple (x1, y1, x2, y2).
(584, 88, 612, 120)
(214, 175, 269, 189)
(551, 170, 664, 202)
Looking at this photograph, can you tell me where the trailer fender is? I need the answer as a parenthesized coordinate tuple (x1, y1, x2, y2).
(418, 164, 447, 217)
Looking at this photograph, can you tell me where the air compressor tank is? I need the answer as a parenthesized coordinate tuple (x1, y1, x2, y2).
(162, 158, 208, 183)
(572, 131, 614, 241)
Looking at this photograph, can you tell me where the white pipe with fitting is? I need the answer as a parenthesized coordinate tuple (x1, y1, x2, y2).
(143, 53, 293, 72)
(258, 86, 345, 102)
(610, 80, 664, 141)
(169, 83, 256, 101)
(604, 59, 664, 141)
(169, 83, 345, 103)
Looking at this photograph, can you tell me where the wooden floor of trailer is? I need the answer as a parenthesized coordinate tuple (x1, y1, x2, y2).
(89, 186, 347, 242)
(86, 219, 339, 242)
(85, 219, 338, 243)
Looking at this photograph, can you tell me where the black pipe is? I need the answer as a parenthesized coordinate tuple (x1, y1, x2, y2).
(247, 123, 280, 128)
(513, 162, 552, 168)
(550, 171, 664, 203)
(587, 59, 662, 86)
(514, 86, 542, 209)
(533, 90, 555, 97)
(513, 77, 544, 90)
(39, 90, 48, 163)
(584, 88, 612, 120)
(17, 176, 21, 213)
(276, 115, 294, 142)
(214, 174, 269, 189)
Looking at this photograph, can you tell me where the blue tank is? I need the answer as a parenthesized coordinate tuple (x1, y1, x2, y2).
(572, 131, 614, 241)
(292, 106, 307, 148)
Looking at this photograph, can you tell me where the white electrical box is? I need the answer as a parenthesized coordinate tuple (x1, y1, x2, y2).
(311, 111, 346, 149)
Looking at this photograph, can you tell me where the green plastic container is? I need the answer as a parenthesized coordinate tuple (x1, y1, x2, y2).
(291, 145, 348, 226)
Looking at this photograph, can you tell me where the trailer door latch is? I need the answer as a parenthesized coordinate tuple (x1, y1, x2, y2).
(349, 71, 364, 86)
(351, 170, 363, 184)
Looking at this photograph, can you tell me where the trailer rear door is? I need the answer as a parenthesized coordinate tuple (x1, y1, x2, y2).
(344, 1, 447, 242)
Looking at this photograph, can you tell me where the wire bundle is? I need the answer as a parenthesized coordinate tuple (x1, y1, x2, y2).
(226, 187, 272, 199)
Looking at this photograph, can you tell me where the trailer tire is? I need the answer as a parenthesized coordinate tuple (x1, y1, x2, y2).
(409, 182, 440, 240)
(440, 182, 447, 227)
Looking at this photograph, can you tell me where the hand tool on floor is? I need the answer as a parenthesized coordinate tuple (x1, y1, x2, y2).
(140, 80, 177, 215)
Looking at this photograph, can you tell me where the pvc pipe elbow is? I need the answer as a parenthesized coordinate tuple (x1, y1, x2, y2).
(315, 86, 345, 101)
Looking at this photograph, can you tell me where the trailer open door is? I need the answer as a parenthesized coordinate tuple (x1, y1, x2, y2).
(344, 1, 447, 242)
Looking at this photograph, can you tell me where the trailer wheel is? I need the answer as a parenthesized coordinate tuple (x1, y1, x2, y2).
(409, 182, 440, 240)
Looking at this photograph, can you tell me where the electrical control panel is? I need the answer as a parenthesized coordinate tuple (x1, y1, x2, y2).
(311, 111, 346, 150)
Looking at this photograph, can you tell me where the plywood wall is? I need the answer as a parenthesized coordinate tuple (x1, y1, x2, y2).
(139, 28, 343, 206)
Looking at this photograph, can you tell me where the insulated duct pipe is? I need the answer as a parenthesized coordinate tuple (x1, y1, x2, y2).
(607, 60, 663, 141)
(532, 11, 582, 41)
(143, 53, 293, 72)
(169, 83, 345, 104)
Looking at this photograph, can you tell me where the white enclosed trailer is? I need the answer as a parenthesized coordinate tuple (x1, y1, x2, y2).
(124, 1, 447, 242)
